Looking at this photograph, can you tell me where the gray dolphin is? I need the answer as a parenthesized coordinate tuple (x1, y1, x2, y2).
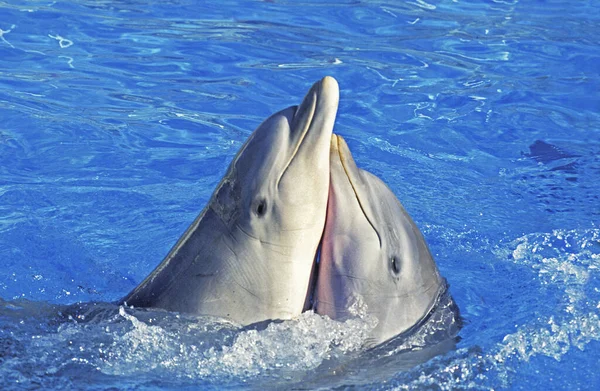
(122, 76, 339, 325)
(314, 134, 454, 346)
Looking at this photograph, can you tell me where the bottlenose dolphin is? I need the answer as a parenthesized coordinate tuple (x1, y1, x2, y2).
(122, 76, 339, 325)
(314, 135, 455, 346)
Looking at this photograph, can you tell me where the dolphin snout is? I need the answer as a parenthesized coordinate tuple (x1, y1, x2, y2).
(318, 76, 340, 108)
(292, 76, 339, 130)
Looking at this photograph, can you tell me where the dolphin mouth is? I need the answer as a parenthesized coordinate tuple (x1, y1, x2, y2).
(330, 134, 359, 200)
(292, 75, 339, 132)
(277, 77, 339, 187)
(331, 134, 382, 247)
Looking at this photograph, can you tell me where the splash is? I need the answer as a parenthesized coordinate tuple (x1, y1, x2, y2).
(489, 229, 600, 384)
(388, 228, 600, 390)
(96, 305, 377, 381)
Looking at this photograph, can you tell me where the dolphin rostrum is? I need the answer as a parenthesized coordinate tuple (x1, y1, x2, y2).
(122, 77, 339, 325)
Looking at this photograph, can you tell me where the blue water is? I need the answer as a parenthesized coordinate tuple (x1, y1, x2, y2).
(1, 0, 599, 389)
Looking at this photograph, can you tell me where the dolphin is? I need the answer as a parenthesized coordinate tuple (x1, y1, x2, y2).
(313, 134, 455, 347)
(121, 76, 339, 325)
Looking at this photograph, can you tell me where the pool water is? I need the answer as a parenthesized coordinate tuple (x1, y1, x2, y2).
(1, 0, 599, 389)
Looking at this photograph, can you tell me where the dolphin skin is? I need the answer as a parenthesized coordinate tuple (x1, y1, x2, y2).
(314, 134, 458, 347)
(122, 77, 339, 325)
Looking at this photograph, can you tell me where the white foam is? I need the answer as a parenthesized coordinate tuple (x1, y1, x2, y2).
(96, 305, 377, 380)
(391, 228, 600, 389)
(489, 229, 600, 383)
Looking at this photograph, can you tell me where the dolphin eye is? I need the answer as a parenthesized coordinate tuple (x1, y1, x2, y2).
(391, 256, 401, 275)
(255, 199, 267, 217)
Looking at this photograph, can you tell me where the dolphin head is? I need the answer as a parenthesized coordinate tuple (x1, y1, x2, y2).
(122, 77, 339, 325)
(314, 134, 443, 345)
(199, 76, 339, 321)
(212, 76, 339, 244)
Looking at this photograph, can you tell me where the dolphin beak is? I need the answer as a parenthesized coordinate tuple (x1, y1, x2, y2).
(292, 76, 339, 138)
(278, 77, 339, 188)
(330, 133, 382, 248)
(330, 134, 361, 188)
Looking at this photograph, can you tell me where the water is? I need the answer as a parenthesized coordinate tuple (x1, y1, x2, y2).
(1, 0, 599, 389)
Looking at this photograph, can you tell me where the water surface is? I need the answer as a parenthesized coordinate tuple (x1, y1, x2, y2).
(1, 0, 599, 389)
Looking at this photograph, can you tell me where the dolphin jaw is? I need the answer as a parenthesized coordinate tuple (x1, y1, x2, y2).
(332, 134, 383, 248)
(279, 76, 339, 187)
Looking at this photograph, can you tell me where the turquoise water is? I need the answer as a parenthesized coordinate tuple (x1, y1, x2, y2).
(1, 0, 599, 389)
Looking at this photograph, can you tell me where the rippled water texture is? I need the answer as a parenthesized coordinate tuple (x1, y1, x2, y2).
(1, 0, 599, 389)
